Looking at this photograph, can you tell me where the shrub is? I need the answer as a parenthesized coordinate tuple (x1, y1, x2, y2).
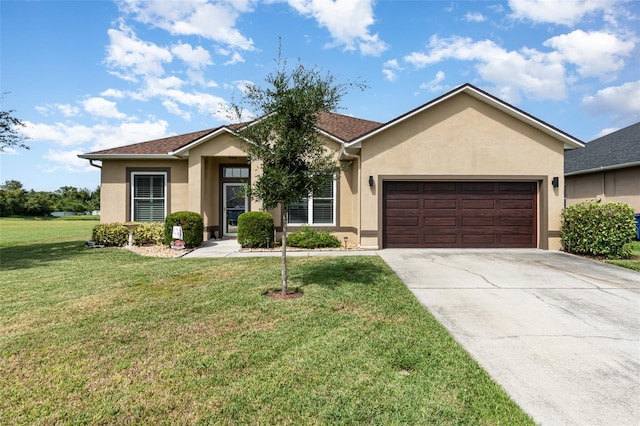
(287, 226, 341, 249)
(164, 211, 204, 248)
(133, 222, 165, 245)
(561, 200, 636, 258)
(92, 223, 129, 247)
(237, 212, 274, 248)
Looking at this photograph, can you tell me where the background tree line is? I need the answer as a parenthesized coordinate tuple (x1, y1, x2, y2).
(0, 180, 100, 217)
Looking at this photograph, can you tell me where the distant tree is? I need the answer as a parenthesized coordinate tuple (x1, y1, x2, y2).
(230, 55, 364, 295)
(0, 180, 26, 216)
(55, 186, 92, 213)
(24, 190, 56, 216)
(0, 93, 29, 152)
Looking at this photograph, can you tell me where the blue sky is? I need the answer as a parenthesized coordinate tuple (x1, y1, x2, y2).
(2, 0, 639, 191)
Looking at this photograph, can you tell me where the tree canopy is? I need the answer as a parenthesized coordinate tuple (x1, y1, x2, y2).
(231, 56, 364, 294)
(0, 94, 29, 152)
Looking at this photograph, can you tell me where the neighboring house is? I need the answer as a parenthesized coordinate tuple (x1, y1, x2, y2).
(79, 83, 583, 250)
(565, 122, 640, 212)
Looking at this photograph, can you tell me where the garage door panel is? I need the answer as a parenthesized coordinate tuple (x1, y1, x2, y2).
(386, 199, 420, 209)
(424, 217, 457, 226)
(500, 217, 533, 226)
(462, 217, 495, 226)
(462, 199, 495, 209)
(501, 199, 534, 209)
(424, 234, 457, 244)
(386, 234, 420, 246)
(424, 199, 457, 209)
(388, 217, 420, 226)
(384, 181, 537, 248)
(462, 234, 497, 245)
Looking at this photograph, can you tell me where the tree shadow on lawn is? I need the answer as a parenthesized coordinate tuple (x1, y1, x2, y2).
(293, 256, 391, 289)
(0, 240, 94, 270)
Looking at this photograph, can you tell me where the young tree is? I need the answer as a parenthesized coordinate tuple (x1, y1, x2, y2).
(231, 58, 363, 295)
(0, 94, 29, 152)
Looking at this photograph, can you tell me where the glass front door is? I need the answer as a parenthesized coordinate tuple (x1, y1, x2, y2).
(223, 183, 247, 236)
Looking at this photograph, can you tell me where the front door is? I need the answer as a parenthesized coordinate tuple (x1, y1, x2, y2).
(223, 183, 248, 236)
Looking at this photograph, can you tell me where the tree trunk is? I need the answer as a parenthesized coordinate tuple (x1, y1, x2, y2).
(281, 205, 288, 295)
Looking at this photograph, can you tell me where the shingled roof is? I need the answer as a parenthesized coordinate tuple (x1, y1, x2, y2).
(80, 111, 382, 158)
(565, 122, 640, 175)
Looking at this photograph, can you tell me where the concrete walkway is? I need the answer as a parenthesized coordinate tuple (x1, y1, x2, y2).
(182, 238, 378, 258)
(378, 249, 640, 426)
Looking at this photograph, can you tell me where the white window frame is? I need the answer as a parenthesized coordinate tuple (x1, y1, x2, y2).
(287, 176, 336, 227)
(130, 171, 167, 222)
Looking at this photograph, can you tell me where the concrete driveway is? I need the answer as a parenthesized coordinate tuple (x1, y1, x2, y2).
(378, 249, 640, 426)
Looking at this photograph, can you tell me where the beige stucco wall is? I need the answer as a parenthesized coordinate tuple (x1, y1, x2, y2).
(100, 159, 188, 223)
(566, 166, 640, 212)
(358, 93, 566, 249)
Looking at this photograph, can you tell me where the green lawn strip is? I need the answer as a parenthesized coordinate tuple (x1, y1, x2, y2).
(606, 241, 640, 271)
(1, 224, 533, 424)
(0, 216, 99, 248)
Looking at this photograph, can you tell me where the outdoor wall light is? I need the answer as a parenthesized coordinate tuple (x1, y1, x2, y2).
(369, 175, 374, 187)
(552, 176, 559, 188)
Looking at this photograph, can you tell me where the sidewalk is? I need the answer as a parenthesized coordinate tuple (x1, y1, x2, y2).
(182, 238, 378, 258)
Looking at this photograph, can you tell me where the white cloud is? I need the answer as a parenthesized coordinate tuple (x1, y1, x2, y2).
(224, 51, 245, 65)
(582, 80, 640, 123)
(56, 104, 80, 117)
(404, 35, 566, 102)
(81, 97, 127, 120)
(117, 0, 255, 51)
(171, 42, 212, 69)
(35, 104, 80, 117)
(419, 71, 447, 92)
(105, 24, 172, 80)
(382, 59, 402, 82)
(162, 100, 191, 120)
(464, 12, 486, 22)
(285, 0, 387, 56)
(22, 119, 170, 151)
(43, 149, 94, 173)
(23, 121, 95, 147)
(544, 30, 634, 78)
(508, 0, 618, 26)
(100, 88, 126, 99)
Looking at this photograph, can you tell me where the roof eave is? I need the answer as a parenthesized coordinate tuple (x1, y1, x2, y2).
(565, 161, 640, 176)
(168, 127, 233, 156)
(78, 154, 180, 160)
(346, 84, 584, 149)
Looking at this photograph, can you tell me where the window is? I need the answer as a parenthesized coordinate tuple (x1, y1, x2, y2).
(131, 172, 166, 222)
(288, 178, 335, 225)
(223, 167, 249, 178)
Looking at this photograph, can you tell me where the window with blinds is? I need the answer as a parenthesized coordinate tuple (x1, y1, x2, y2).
(131, 173, 166, 222)
(287, 177, 335, 226)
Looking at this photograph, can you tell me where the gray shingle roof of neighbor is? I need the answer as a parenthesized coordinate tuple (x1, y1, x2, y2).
(565, 122, 640, 175)
(80, 111, 383, 157)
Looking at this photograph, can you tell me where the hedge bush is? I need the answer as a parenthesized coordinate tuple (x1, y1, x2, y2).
(92, 223, 129, 247)
(561, 200, 636, 258)
(164, 211, 204, 248)
(287, 226, 341, 249)
(133, 222, 165, 245)
(237, 212, 274, 248)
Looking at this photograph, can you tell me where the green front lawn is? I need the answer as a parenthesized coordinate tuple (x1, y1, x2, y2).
(0, 217, 533, 424)
(607, 241, 640, 271)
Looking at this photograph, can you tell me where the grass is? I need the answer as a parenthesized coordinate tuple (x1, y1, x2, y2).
(0, 217, 534, 425)
(607, 240, 640, 271)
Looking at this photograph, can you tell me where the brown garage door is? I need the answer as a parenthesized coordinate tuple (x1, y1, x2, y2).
(383, 181, 537, 248)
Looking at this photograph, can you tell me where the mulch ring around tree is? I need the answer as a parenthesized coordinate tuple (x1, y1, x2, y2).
(263, 287, 304, 299)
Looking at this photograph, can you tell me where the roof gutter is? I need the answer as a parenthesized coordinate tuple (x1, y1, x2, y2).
(89, 159, 102, 169)
(78, 154, 180, 160)
(565, 161, 640, 176)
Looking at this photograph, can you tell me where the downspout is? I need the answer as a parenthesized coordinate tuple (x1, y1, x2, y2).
(89, 159, 102, 169)
(342, 147, 361, 248)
